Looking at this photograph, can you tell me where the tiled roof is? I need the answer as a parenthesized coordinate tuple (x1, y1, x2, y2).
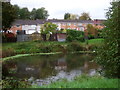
(12, 19, 94, 25)
(47, 19, 93, 23)
(12, 19, 45, 25)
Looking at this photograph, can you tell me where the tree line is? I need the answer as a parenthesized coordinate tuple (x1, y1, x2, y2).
(2, 2, 92, 31)
(1, 2, 49, 31)
(13, 5, 49, 20)
(64, 12, 91, 20)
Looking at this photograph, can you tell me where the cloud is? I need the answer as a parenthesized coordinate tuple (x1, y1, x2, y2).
(11, 0, 111, 19)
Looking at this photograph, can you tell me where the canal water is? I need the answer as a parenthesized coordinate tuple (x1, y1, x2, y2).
(2, 53, 101, 86)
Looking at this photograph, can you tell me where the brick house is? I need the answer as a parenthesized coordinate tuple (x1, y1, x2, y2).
(48, 19, 93, 31)
(10, 24, 22, 34)
(10, 19, 105, 35)
(10, 20, 45, 34)
(93, 19, 106, 30)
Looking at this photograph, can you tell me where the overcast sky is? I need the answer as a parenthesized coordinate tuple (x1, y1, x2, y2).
(11, 0, 111, 19)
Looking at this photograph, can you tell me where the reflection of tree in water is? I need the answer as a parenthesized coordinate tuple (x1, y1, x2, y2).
(82, 54, 100, 74)
(66, 54, 86, 71)
(55, 57, 67, 71)
(2, 60, 17, 77)
(2, 54, 100, 80)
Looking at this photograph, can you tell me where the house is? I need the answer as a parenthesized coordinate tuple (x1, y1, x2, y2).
(93, 19, 106, 30)
(10, 24, 22, 34)
(10, 19, 105, 35)
(10, 19, 45, 34)
(47, 19, 94, 31)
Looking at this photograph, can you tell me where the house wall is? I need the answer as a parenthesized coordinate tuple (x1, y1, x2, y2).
(22, 25, 41, 34)
(59, 22, 93, 31)
(10, 25, 22, 34)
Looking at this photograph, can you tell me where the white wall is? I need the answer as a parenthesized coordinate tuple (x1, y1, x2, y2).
(22, 25, 41, 34)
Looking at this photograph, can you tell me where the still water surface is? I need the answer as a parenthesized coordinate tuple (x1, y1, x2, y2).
(3, 53, 100, 86)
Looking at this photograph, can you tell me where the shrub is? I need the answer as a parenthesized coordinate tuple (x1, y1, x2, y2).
(94, 1, 120, 78)
(67, 41, 83, 52)
(5, 33, 16, 42)
(16, 43, 28, 49)
(52, 44, 66, 53)
(2, 48, 16, 57)
(2, 77, 30, 88)
(37, 44, 52, 53)
(66, 29, 85, 42)
(87, 44, 97, 51)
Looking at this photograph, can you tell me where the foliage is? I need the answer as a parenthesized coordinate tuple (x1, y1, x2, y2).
(67, 41, 83, 52)
(64, 13, 71, 19)
(13, 5, 49, 20)
(30, 8, 37, 20)
(2, 2, 17, 31)
(2, 77, 30, 88)
(64, 13, 79, 20)
(2, 48, 16, 58)
(79, 12, 91, 20)
(32, 75, 119, 88)
(2, 39, 104, 58)
(41, 22, 58, 34)
(94, 1, 120, 78)
(18, 7, 30, 19)
(41, 22, 58, 41)
(34, 7, 49, 19)
(3, 32, 17, 42)
(85, 24, 98, 39)
(66, 29, 85, 42)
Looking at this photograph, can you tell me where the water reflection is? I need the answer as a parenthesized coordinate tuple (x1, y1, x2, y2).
(3, 53, 100, 86)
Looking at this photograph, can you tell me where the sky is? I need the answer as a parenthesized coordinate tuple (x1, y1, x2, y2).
(11, 0, 111, 19)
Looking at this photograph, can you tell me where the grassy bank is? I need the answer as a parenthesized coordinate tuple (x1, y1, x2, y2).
(2, 39, 104, 58)
(32, 75, 119, 88)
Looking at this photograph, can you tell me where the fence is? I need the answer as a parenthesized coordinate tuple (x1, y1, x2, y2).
(17, 34, 42, 42)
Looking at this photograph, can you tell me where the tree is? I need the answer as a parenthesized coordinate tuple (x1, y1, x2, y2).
(13, 4, 20, 19)
(70, 14, 79, 20)
(64, 13, 79, 20)
(64, 13, 71, 20)
(86, 24, 98, 39)
(35, 7, 49, 19)
(95, 1, 120, 78)
(30, 8, 37, 20)
(41, 22, 58, 41)
(18, 7, 30, 19)
(2, 2, 17, 32)
(79, 12, 91, 20)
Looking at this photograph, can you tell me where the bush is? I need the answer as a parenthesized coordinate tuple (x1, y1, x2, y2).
(4, 33, 17, 42)
(2, 77, 30, 88)
(87, 44, 98, 51)
(52, 44, 66, 53)
(2, 48, 16, 57)
(66, 29, 85, 42)
(94, 1, 120, 78)
(37, 44, 52, 53)
(67, 41, 83, 52)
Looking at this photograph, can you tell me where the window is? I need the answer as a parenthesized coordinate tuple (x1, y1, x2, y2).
(78, 23, 82, 26)
(67, 23, 71, 26)
(16, 25, 20, 27)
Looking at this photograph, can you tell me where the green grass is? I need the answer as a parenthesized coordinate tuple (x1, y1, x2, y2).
(2, 39, 104, 58)
(88, 38, 104, 44)
(32, 75, 119, 88)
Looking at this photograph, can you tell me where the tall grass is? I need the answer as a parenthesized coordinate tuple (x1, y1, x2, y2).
(2, 39, 104, 58)
(32, 75, 118, 88)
